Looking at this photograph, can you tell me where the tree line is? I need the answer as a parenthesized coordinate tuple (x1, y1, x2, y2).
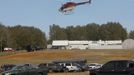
(0, 23, 46, 52)
(129, 30, 134, 39)
(49, 22, 134, 43)
(0, 22, 134, 51)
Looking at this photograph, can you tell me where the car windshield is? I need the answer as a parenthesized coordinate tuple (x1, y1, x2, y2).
(12, 65, 23, 70)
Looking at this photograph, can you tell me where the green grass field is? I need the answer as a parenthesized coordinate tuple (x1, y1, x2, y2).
(0, 49, 134, 66)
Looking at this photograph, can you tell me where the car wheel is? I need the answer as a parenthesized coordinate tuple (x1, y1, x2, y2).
(38, 72, 43, 75)
(64, 68, 69, 72)
(49, 69, 53, 72)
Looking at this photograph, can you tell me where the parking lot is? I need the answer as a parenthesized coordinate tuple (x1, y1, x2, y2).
(0, 72, 88, 75)
(48, 71, 89, 75)
(0, 59, 90, 75)
(1, 49, 134, 75)
(0, 71, 89, 75)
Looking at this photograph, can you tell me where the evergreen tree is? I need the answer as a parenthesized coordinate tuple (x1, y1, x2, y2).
(129, 30, 134, 39)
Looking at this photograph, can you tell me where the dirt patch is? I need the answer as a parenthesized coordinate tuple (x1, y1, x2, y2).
(0, 49, 134, 65)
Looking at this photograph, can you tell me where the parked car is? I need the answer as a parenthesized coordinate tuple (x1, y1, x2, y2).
(53, 59, 88, 71)
(38, 63, 63, 72)
(95, 64, 103, 69)
(3, 48, 15, 52)
(58, 62, 81, 72)
(78, 63, 89, 71)
(89, 63, 101, 70)
(90, 60, 134, 75)
(1, 64, 16, 72)
(1, 64, 48, 75)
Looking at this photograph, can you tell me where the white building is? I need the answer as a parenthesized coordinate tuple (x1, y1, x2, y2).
(52, 40, 68, 49)
(88, 40, 122, 49)
(52, 40, 122, 50)
(122, 39, 134, 49)
(68, 41, 89, 50)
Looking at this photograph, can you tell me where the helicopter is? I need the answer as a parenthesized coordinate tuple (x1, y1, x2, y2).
(59, 0, 91, 14)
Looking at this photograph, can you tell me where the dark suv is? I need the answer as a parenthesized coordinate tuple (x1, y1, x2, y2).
(90, 60, 134, 75)
(38, 63, 63, 72)
(1, 64, 48, 75)
(1, 64, 16, 72)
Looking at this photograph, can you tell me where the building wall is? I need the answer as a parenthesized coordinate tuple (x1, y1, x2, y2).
(122, 39, 134, 49)
(89, 45, 122, 49)
(52, 40, 123, 50)
(67, 44, 89, 50)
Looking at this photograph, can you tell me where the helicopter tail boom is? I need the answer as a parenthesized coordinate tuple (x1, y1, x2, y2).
(76, 0, 91, 6)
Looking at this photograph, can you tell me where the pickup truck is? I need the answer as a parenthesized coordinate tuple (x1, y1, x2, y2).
(90, 60, 134, 75)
